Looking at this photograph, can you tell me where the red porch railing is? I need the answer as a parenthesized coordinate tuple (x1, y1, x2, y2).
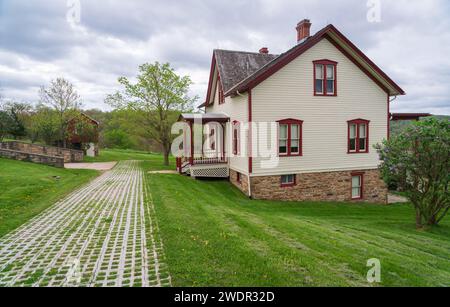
(191, 157, 227, 165)
(176, 156, 227, 173)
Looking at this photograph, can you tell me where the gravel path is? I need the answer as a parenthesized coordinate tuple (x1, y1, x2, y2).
(0, 161, 171, 287)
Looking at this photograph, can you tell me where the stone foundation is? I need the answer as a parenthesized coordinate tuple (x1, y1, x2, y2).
(249, 169, 387, 204)
(230, 169, 250, 196)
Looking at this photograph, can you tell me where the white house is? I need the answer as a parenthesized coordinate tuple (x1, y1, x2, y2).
(177, 20, 405, 204)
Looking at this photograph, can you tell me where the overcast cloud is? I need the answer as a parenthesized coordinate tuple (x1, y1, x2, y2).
(0, 0, 449, 114)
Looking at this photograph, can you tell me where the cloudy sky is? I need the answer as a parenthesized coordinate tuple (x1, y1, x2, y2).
(1, 0, 449, 114)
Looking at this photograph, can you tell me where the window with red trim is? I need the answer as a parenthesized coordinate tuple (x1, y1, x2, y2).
(281, 174, 296, 187)
(278, 119, 303, 157)
(218, 75, 225, 104)
(348, 119, 370, 153)
(313, 60, 337, 96)
(236, 172, 241, 184)
(232, 121, 240, 155)
(351, 173, 364, 199)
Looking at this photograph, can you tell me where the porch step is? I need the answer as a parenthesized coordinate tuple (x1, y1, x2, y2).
(189, 163, 229, 178)
(180, 162, 190, 174)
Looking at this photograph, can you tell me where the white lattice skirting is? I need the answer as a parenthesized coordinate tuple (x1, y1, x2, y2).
(189, 164, 229, 178)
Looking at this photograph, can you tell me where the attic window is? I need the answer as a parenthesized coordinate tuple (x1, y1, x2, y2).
(218, 75, 225, 104)
(313, 60, 337, 96)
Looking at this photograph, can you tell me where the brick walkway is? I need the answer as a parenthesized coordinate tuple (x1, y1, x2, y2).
(0, 161, 171, 287)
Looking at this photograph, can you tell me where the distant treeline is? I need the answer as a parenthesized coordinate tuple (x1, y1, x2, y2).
(0, 103, 168, 153)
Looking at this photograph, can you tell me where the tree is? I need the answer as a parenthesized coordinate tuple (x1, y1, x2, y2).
(0, 92, 10, 141)
(376, 118, 450, 229)
(0, 110, 13, 142)
(2, 101, 30, 139)
(39, 78, 81, 147)
(104, 129, 133, 149)
(106, 62, 197, 165)
(27, 106, 60, 145)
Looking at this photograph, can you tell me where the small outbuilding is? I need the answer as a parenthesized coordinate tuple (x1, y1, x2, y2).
(67, 113, 100, 157)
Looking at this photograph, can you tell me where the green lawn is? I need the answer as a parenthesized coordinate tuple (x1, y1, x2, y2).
(85, 149, 174, 171)
(0, 158, 99, 237)
(144, 161, 450, 287)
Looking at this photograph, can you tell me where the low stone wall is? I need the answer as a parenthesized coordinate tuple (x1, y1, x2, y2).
(0, 148, 64, 168)
(0, 141, 83, 163)
(248, 169, 387, 204)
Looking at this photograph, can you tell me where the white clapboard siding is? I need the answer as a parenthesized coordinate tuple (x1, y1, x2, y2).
(206, 80, 249, 174)
(251, 39, 388, 176)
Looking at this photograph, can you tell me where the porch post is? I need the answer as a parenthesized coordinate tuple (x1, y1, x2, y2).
(201, 123, 204, 158)
(222, 123, 226, 160)
(189, 121, 194, 165)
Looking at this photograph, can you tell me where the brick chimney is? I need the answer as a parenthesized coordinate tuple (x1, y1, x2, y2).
(259, 47, 269, 54)
(296, 19, 312, 43)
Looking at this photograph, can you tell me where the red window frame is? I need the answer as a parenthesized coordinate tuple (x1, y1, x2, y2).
(347, 119, 370, 154)
(313, 59, 337, 96)
(232, 121, 240, 155)
(351, 172, 364, 200)
(218, 74, 225, 104)
(236, 172, 241, 184)
(281, 174, 296, 187)
(277, 119, 303, 157)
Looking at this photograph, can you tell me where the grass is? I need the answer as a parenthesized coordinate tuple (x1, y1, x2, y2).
(143, 160, 450, 287)
(0, 158, 99, 237)
(2, 150, 448, 286)
(84, 149, 174, 171)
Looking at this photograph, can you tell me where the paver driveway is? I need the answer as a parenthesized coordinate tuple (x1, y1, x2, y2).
(0, 161, 171, 287)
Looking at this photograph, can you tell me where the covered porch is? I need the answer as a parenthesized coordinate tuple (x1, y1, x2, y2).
(176, 113, 230, 178)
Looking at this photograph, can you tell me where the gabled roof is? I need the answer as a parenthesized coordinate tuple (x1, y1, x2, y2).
(203, 50, 277, 107)
(80, 112, 100, 125)
(215, 50, 278, 93)
(226, 24, 405, 97)
(202, 24, 405, 108)
(69, 112, 99, 126)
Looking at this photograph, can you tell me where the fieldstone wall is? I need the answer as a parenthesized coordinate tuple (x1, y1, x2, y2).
(0, 148, 64, 168)
(249, 169, 387, 204)
(0, 141, 83, 163)
(230, 169, 250, 196)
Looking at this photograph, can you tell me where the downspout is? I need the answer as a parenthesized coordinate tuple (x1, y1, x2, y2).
(388, 95, 398, 140)
(235, 89, 253, 198)
(247, 89, 253, 198)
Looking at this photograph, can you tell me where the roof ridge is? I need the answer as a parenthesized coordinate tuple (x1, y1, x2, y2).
(214, 49, 279, 56)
